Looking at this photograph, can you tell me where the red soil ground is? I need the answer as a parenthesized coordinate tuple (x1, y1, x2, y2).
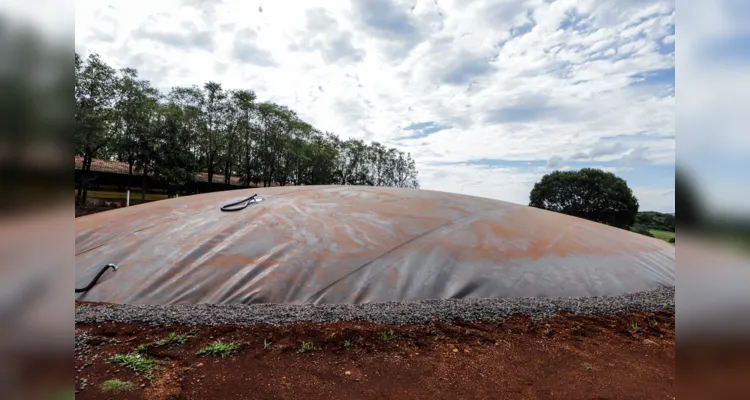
(74, 309, 675, 400)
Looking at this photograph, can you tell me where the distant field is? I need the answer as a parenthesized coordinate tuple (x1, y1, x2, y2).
(650, 230, 675, 242)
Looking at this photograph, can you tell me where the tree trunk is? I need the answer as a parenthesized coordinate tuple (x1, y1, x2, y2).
(224, 160, 230, 186)
(244, 152, 250, 187)
(76, 155, 85, 206)
(141, 166, 147, 202)
(83, 156, 93, 204)
(128, 157, 134, 191)
(207, 155, 214, 192)
(76, 153, 91, 206)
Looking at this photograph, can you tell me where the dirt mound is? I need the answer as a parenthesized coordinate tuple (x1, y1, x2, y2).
(75, 311, 674, 399)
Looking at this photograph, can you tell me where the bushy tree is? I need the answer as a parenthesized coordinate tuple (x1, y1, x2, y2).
(529, 168, 639, 229)
(74, 52, 421, 197)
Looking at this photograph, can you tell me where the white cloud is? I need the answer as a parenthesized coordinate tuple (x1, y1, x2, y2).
(76, 0, 676, 212)
(418, 163, 542, 206)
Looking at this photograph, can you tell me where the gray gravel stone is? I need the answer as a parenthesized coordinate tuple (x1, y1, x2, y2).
(75, 287, 674, 327)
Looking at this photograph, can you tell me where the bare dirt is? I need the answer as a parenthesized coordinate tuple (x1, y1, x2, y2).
(75, 310, 674, 400)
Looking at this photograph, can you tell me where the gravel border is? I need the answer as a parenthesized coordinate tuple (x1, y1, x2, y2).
(75, 287, 674, 327)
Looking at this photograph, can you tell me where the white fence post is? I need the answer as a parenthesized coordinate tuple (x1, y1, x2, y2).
(126, 190, 130, 207)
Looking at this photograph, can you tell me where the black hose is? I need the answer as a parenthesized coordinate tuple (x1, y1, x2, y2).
(76, 263, 117, 293)
(221, 194, 259, 212)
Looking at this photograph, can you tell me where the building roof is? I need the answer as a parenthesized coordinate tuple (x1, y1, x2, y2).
(74, 156, 245, 185)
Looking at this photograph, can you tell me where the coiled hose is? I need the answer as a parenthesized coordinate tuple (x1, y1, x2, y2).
(76, 263, 117, 293)
(221, 194, 259, 212)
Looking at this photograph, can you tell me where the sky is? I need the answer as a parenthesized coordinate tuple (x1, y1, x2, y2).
(75, 0, 676, 213)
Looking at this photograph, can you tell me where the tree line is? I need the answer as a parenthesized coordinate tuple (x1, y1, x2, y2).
(75, 53, 420, 205)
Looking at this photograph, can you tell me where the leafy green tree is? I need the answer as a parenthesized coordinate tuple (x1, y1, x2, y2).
(112, 67, 159, 190)
(75, 53, 118, 205)
(152, 103, 198, 197)
(74, 53, 421, 198)
(635, 211, 675, 232)
(529, 168, 639, 229)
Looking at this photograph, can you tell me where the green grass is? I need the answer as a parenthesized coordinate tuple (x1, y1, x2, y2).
(137, 331, 192, 353)
(153, 332, 190, 348)
(380, 330, 397, 342)
(196, 341, 240, 358)
(110, 353, 160, 381)
(100, 379, 138, 393)
(297, 341, 315, 354)
(649, 230, 675, 243)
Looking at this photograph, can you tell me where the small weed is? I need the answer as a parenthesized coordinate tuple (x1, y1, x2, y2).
(196, 341, 240, 358)
(100, 379, 137, 393)
(155, 332, 189, 348)
(433, 336, 439, 342)
(136, 343, 150, 353)
(263, 339, 272, 351)
(380, 330, 397, 342)
(582, 362, 592, 371)
(651, 319, 659, 327)
(663, 303, 669, 309)
(137, 331, 192, 353)
(543, 328, 551, 337)
(344, 340, 352, 350)
(297, 341, 315, 354)
(631, 322, 640, 332)
(110, 353, 160, 381)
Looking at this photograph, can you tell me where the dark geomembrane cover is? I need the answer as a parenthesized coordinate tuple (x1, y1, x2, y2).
(75, 186, 675, 305)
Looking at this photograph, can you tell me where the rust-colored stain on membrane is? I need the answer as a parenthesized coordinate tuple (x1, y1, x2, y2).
(75, 186, 675, 305)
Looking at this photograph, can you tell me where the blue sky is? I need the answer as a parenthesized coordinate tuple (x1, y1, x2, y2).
(76, 0, 676, 213)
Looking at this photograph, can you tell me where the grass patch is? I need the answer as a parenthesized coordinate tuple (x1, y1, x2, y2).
(297, 341, 315, 354)
(196, 341, 240, 358)
(137, 331, 193, 353)
(154, 332, 190, 348)
(110, 353, 159, 381)
(100, 379, 138, 393)
(380, 330, 397, 342)
(649, 229, 675, 243)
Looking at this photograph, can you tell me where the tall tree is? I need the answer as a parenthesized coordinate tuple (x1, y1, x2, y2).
(113, 67, 159, 190)
(75, 53, 422, 198)
(152, 103, 199, 197)
(74, 52, 118, 205)
(529, 168, 639, 229)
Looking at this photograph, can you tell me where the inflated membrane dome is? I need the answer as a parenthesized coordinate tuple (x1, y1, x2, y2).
(75, 185, 675, 305)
